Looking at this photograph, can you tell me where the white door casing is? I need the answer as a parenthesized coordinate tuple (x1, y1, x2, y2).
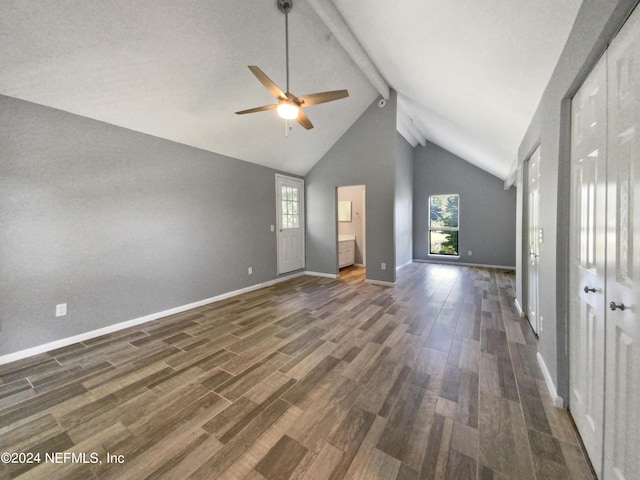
(569, 53, 607, 475)
(604, 9, 640, 479)
(527, 146, 541, 334)
(276, 174, 305, 275)
(362, 188, 366, 267)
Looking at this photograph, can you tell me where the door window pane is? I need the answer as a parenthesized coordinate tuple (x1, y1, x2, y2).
(281, 186, 300, 230)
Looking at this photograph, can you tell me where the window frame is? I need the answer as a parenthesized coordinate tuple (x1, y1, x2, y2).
(428, 193, 460, 257)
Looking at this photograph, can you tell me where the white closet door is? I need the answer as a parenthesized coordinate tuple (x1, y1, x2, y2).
(569, 53, 607, 475)
(527, 146, 541, 334)
(604, 6, 640, 478)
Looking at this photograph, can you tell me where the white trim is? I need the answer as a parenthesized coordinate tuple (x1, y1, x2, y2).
(537, 352, 564, 408)
(362, 188, 366, 266)
(514, 298, 526, 317)
(354, 263, 365, 268)
(428, 193, 460, 256)
(276, 174, 305, 275)
(365, 279, 395, 287)
(396, 260, 413, 270)
(0, 272, 305, 366)
(304, 271, 338, 279)
(413, 258, 516, 271)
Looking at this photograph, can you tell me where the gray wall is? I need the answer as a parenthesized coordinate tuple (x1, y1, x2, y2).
(305, 92, 398, 283)
(515, 0, 639, 404)
(414, 141, 516, 267)
(0, 95, 293, 356)
(395, 132, 413, 268)
(337, 185, 365, 265)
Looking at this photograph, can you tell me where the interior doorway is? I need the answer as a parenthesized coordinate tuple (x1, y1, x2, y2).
(336, 185, 366, 279)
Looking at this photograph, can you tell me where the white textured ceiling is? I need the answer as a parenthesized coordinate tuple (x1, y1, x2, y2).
(0, 1, 582, 179)
(333, 0, 583, 179)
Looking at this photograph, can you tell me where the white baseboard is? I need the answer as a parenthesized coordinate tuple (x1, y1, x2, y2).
(395, 260, 412, 270)
(0, 272, 305, 366)
(365, 279, 395, 287)
(304, 271, 338, 279)
(537, 352, 564, 408)
(514, 298, 526, 317)
(413, 258, 516, 270)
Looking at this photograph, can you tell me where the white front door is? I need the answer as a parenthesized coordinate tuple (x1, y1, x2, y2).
(527, 147, 541, 333)
(569, 53, 607, 474)
(604, 10, 640, 478)
(276, 174, 305, 274)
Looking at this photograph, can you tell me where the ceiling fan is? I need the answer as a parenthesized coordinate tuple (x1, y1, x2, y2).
(235, 0, 349, 130)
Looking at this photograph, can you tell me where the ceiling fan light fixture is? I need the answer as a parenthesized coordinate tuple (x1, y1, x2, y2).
(235, 0, 348, 130)
(277, 102, 299, 119)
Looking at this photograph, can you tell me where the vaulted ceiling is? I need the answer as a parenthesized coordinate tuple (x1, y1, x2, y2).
(0, 0, 582, 180)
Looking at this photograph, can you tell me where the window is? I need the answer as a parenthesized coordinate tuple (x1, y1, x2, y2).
(428, 194, 459, 256)
(281, 185, 300, 229)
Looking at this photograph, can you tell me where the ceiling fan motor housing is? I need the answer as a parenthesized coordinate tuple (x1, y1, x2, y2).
(277, 0, 292, 14)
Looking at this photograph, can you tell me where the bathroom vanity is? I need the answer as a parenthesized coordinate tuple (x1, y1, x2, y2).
(338, 234, 355, 268)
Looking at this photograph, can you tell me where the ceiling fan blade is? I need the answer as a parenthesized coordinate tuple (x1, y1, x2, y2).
(235, 104, 278, 115)
(299, 89, 349, 107)
(296, 109, 314, 130)
(248, 66, 287, 100)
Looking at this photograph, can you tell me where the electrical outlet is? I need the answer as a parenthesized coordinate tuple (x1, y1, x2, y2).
(468, 250, 473, 256)
(56, 303, 67, 317)
(248, 267, 253, 275)
(270, 225, 275, 232)
(381, 262, 386, 270)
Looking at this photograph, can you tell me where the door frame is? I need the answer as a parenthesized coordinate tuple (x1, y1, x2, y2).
(335, 185, 366, 273)
(523, 144, 541, 335)
(275, 174, 305, 275)
(567, 51, 608, 474)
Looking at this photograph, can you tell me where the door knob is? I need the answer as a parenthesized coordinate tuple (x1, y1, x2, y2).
(584, 286, 596, 293)
(609, 301, 626, 311)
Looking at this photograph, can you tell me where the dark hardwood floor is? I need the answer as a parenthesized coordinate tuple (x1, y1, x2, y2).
(0, 263, 595, 479)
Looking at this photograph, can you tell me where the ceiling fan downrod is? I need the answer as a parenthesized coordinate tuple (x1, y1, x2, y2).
(278, 0, 293, 94)
(235, 0, 349, 131)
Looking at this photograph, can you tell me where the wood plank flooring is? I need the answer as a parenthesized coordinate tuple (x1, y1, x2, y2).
(0, 263, 595, 479)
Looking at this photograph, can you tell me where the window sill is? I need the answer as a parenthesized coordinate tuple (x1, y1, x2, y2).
(428, 254, 460, 259)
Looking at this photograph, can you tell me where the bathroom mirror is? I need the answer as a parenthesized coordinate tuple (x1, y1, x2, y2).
(338, 201, 352, 222)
